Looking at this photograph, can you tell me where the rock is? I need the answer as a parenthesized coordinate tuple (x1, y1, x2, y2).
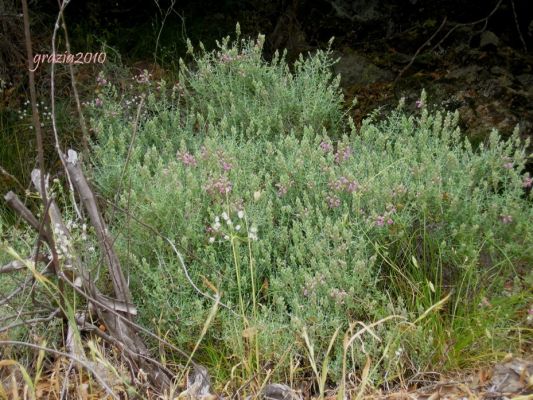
(446, 65, 482, 83)
(179, 365, 213, 399)
(479, 30, 500, 49)
(260, 384, 302, 400)
(489, 358, 533, 394)
(490, 66, 507, 76)
(516, 73, 533, 87)
(328, 0, 383, 23)
(333, 51, 394, 87)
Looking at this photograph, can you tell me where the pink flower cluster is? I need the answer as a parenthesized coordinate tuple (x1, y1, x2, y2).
(502, 157, 514, 169)
(375, 215, 394, 227)
(96, 75, 107, 86)
(500, 214, 513, 224)
(218, 52, 246, 64)
(319, 141, 333, 153)
(334, 145, 352, 164)
(135, 70, 152, 84)
(326, 195, 341, 208)
(391, 184, 407, 197)
(330, 288, 349, 305)
(302, 273, 326, 297)
(375, 205, 396, 227)
(177, 151, 197, 167)
(275, 183, 288, 197)
(329, 176, 360, 193)
(219, 54, 234, 63)
(220, 160, 233, 172)
(204, 176, 233, 196)
(523, 174, 532, 188)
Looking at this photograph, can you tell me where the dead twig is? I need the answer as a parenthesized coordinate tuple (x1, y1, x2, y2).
(0, 308, 60, 334)
(0, 253, 51, 274)
(430, 0, 504, 52)
(50, 0, 83, 220)
(63, 155, 133, 309)
(58, 270, 191, 363)
(510, 0, 527, 52)
(394, 17, 447, 83)
(0, 166, 25, 193)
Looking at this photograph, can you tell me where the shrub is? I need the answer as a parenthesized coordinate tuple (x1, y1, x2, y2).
(86, 32, 532, 388)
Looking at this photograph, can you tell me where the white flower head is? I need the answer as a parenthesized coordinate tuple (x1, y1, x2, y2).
(215, 216, 220, 223)
(250, 225, 258, 234)
(235, 225, 241, 231)
(213, 222, 221, 231)
(237, 210, 244, 219)
(224, 235, 230, 241)
(222, 212, 229, 221)
(208, 237, 215, 243)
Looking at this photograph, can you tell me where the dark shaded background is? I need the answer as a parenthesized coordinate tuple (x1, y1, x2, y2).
(1, 0, 532, 200)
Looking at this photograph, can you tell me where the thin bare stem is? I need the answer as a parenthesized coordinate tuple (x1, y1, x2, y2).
(395, 17, 447, 83)
(50, 0, 83, 220)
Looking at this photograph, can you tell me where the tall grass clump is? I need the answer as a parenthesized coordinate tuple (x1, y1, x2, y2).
(86, 30, 532, 391)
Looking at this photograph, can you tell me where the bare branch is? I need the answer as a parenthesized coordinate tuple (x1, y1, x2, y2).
(0, 166, 25, 192)
(0, 254, 50, 274)
(64, 155, 133, 308)
(4, 191, 41, 233)
(395, 17, 447, 83)
(58, 271, 191, 363)
(0, 309, 60, 334)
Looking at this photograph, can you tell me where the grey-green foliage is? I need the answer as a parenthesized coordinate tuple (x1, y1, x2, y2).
(179, 34, 344, 139)
(87, 33, 532, 382)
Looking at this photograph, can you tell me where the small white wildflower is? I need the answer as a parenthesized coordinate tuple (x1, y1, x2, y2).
(222, 212, 229, 221)
(213, 222, 221, 231)
(235, 225, 241, 231)
(250, 225, 258, 234)
(88, 246, 95, 252)
(215, 216, 220, 223)
(208, 237, 215, 243)
(82, 224, 87, 232)
(237, 210, 244, 219)
(249, 233, 258, 241)
(224, 235, 230, 241)
(226, 219, 232, 226)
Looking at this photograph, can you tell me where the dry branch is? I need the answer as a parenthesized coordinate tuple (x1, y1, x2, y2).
(63, 155, 133, 308)
(0, 254, 51, 274)
(5, 168, 173, 393)
(30, 164, 171, 391)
